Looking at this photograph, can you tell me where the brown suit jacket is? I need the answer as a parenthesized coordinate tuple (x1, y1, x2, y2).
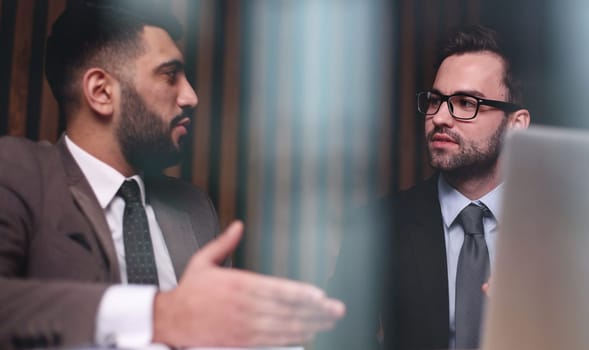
(0, 136, 220, 349)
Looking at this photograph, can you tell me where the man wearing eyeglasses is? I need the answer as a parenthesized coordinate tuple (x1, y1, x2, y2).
(395, 25, 530, 349)
(318, 24, 530, 350)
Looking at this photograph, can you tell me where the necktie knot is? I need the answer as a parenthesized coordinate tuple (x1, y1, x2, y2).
(118, 180, 142, 205)
(458, 203, 485, 236)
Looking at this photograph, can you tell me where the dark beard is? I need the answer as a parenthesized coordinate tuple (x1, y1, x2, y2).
(117, 82, 191, 174)
(426, 117, 508, 180)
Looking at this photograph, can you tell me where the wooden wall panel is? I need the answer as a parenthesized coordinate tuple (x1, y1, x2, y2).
(38, 0, 65, 142)
(217, 0, 241, 230)
(376, 1, 395, 196)
(190, 0, 216, 190)
(323, 3, 346, 281)
(162, 0, 188, 179)
(418, 0, 442, 181)
(0, 0, 15, 135)
(243, 0, 267, 273)
(271, 1, 294, 278)
(7, 0, 34, 137)
(297, 0, 322, 283)
(468, 1, 482, 22)
(398, 0, 417, 190)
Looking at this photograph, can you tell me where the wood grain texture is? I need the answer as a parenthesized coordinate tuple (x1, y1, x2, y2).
(164, 0, 189, 179)
(190, 0, 216, 190)
(38, 0, 65, 142)
(8, 0, 34, 137)
(271, 0, 294, 278)
(218, 0, 241, 229)
(243, 0, 267, 273)
(376, 4, 394, 195)
(398, 0, 417, 190)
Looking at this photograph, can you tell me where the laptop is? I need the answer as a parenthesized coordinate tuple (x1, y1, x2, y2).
(481, 125, 589, 350)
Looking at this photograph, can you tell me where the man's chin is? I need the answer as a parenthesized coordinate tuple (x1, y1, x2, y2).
(432, 163, 457, 172)
(429, 152, 455, 169)
(131, 152, 184, 174)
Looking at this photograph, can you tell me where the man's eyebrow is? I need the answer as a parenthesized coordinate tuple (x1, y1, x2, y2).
(154, 59, 185, 73)
(454, 89, 486, 98)
(431, 88, 486, 98)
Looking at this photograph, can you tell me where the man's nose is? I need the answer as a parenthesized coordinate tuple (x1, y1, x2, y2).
(178, 76, 198, 108)
(430, 101, 455, 127)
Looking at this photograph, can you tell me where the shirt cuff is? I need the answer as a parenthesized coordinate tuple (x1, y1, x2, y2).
(95, 284, 158, 348)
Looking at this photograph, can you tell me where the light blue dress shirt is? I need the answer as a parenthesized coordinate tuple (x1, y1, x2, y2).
(437, 175, 502, 348)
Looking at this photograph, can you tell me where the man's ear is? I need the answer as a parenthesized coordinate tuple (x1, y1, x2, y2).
(82, 68, 117, 118)
(508, 109, 530, 130)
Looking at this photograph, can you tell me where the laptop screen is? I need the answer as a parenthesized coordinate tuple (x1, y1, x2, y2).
(482, 125, 589, 350)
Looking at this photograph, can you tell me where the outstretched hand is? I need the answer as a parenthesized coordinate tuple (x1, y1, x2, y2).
(152, 221, 346, 348)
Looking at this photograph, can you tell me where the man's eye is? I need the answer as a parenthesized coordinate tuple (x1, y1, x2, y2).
(455, 97, 477, 109)
(165, 70, 178, 82)
(429, 96, 441, 106)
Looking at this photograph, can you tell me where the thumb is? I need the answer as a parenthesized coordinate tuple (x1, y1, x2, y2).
(192, 220, 244, 267)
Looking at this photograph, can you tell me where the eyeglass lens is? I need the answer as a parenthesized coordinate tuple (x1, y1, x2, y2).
(418, 92, 479, 119)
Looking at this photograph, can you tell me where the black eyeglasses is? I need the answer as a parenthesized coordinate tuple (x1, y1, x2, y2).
(416, 90, 523, 120)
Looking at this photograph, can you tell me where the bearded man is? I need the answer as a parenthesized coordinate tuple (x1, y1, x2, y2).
(0, 1, 344, 349)
(320, 24, 530, 350)
(395, 24, 530, 350)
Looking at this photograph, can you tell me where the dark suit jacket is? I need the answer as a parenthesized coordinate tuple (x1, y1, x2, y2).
(320, 175, 449, 350)
(0, 136, 220, 349)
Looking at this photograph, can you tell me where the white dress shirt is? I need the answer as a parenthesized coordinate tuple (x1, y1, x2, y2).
(65, 136, 177, 348)
(437, 175, 502, 349)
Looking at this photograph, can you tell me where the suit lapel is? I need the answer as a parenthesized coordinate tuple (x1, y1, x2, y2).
(408, 176, 450, 335)
(412, 180, 448, 289)
(149, 193, 199, 280)
(57, 138, 121, 282)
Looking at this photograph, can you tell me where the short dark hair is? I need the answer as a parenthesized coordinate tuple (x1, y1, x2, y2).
(45, 0, 183, 113)
(435, 24, 524, 106)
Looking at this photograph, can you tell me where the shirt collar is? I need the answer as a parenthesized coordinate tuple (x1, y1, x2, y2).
(64, 135, 146, 208)
(438, 175, 503, 228)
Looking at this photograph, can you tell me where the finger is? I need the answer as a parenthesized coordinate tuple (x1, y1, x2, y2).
(234, 328, 316, 348)
(250, 329, 316, 347)
(217, 309, 320, 347)
(261, 295, 345, 321)
(193, 220, 244, 267)
(482, 282, 491, 296)
(246, 274, 326, 302)
(252, 276, 344, 313)
(246, 314, 336, 346)
(233, 273, 346, 319)
(240, 288, 343, 321)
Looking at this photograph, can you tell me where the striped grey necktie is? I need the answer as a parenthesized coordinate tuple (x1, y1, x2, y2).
(118, 179, 159, 286)
(455, 203, 490, 349)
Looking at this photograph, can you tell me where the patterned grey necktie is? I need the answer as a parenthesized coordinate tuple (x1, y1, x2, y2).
(118, 179, 159, 286)
(455, 203, 490, 349)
